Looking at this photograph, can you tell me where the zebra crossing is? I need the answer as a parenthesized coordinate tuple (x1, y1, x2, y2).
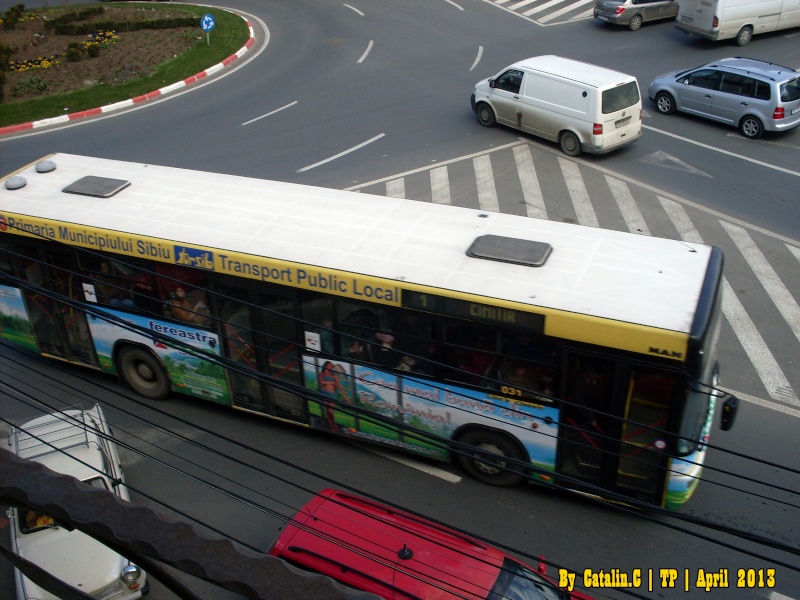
(491, 0, 595, 25)
(345, 140, 800, 409)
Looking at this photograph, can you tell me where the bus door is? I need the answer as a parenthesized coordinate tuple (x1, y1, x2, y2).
(11, 243, 98, 367)
(614, 369, 674, 503)
(558, 354, 671, 504)
(215, 284, 308, 424)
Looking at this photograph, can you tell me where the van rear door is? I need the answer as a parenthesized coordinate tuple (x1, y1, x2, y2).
(598, 80, 641, 148)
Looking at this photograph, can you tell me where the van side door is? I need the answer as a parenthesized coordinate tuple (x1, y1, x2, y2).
(490, 70, 524, 128)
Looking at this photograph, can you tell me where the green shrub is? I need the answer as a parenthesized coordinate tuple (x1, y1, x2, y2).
(12, 76, 48, 96)
(0, 71, 5, 103)
(2, 3, 25, 30)
(65, 47, 82, 62)
(0, 43, 11, 72)
(86, 44, 100, 58)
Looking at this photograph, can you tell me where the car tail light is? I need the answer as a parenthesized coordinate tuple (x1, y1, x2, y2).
(614, 6, 626, 13)
(712, 16, 719, 27)
(593, 123, 603, 135)
(773, 107, 785, 120)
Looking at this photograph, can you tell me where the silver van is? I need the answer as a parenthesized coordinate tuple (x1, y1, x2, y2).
(648, 57, 800, 138)
(471, 55, 642, 156)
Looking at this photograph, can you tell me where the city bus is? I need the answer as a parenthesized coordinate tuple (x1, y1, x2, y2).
(0, 153, 737, 509)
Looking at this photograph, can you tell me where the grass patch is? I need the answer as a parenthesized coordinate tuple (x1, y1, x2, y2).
(0, 4, 249, 127)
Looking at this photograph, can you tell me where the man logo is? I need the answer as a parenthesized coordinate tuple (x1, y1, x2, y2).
(649, 347, 683, 359)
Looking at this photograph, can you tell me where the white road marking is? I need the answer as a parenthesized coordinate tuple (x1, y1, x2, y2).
(443, 0, 465, 10)
(474, 155, 500, 212)
(660, 197, 799, 406)
(357, 40, 374, 64)
(559, 157, 598, 227)
(242, 101, 297, 126)
(386, 178, 405, 198)
(722, 222, 800, 346)
(470, 46, 484, 72)
(369, 449, 463, 483)
(639, 150, 712, 178)
(513, 144, 546, 219)
(430, 166, 451, 205)
(343, 140, 524, 190)
(725, 387, 800, 418)
(538, 0, 594, 23)
(298, 133, 385, 173)
(343, 4, 364, 16)
(607, 176, 650, 236)
(643, 125, 800, 178)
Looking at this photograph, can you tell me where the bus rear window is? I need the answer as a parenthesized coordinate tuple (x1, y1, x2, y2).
(602, 81, 640, 114)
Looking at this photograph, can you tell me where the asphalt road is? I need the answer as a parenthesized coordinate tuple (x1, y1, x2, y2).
(1, 0, 799, 598)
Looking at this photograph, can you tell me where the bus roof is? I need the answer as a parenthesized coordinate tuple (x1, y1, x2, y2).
(1, 153, 713, 338)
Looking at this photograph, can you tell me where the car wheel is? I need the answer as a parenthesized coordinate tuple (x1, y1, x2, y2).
(119, 346, 170, 399)
(559, 131, 582, 157)
(628, 14, 643, 31)
(739, 115, 764, 139)
(736, 26, 752, 46)
(476, 102, 496, 127)
(654, 91, 676, 115)
(456, 429, 526, 487)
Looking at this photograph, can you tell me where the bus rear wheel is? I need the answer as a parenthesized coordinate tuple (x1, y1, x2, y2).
(119, 346, 170, 400)
(456, 429, 525, 487)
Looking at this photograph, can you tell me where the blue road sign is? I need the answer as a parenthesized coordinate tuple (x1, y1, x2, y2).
(200, 14, 216, 32)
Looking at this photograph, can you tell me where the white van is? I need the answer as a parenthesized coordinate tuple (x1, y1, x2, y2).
(470, 55, 642, 156)
(676, 0, 800, 45)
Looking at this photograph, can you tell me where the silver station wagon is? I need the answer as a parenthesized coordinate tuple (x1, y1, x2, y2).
(648, 57, 800, 139)
(594, 0, 678, 31)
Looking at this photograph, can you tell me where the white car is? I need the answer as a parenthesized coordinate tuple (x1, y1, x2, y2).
(6, 405, 148, 600)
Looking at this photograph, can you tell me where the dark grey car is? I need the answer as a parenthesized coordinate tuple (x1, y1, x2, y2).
(594, 0, 678, 30)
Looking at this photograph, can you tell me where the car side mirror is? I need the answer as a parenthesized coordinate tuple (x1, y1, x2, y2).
(719, 393, 738, 431)
(538, 556, 547, 575)
(489, 79, 496, 89)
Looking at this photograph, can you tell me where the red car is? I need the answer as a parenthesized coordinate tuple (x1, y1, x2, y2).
(269, 489, 594, 600)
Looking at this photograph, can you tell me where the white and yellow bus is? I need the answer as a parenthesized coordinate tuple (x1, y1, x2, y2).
(0, 154, 737, 509)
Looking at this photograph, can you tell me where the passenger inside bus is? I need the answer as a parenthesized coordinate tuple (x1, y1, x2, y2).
(94, 261, 134, 307)
(167, 287, 210, 326)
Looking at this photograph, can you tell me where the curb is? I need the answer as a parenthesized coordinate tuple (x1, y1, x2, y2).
(0, 15, 255, 138)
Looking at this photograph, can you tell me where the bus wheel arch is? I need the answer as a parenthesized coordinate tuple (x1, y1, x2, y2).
(454, 427, 528, 487)
(117, 344, 171, 400)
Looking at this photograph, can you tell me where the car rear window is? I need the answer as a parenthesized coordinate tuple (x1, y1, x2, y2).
(602, 81, 640, 114)
(780, 78, 799, 102)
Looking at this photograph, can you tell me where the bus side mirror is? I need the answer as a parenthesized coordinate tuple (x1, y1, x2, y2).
(719, 393, 738, 431)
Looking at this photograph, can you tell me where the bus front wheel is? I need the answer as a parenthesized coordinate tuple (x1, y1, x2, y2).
(119, 346, 170, 400)
(456, 429, 525, 487)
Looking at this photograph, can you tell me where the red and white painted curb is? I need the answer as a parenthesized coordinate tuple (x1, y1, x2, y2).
(0, 16, 255, 138)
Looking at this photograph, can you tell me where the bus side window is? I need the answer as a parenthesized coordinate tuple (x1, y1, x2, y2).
(386, 310, 436, 375)
(498, 333, 559, 397)
(337, 303, 383, 362)
(301, 296, 335, 354)
(154, 265, 211, 327)
(77, 254, 158, 314)
(442, 322, 497, 386)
